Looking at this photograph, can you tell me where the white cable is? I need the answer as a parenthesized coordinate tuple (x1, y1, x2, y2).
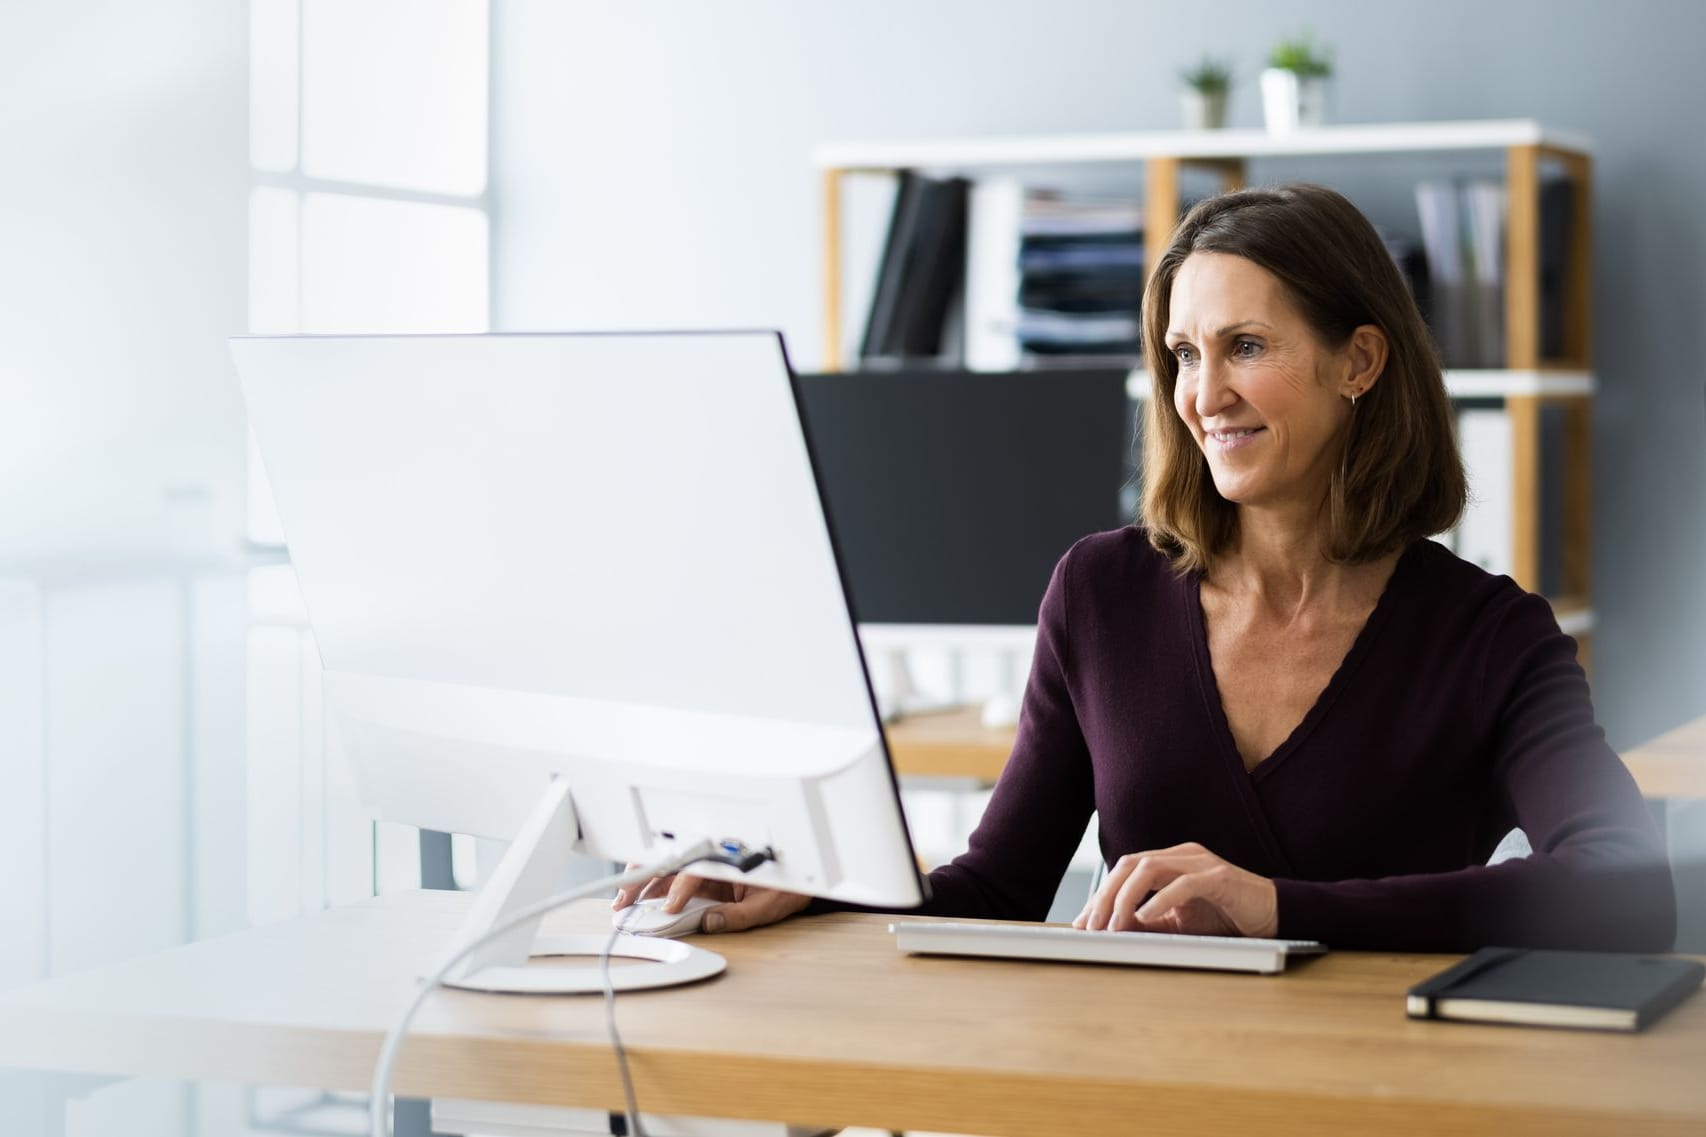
(605, 902, 646, 1137)
(367, 839, 717, 1137)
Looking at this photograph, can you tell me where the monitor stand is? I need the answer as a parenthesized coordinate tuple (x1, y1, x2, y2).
(439, 932, 725, 995)
(434, 778, 726, 994)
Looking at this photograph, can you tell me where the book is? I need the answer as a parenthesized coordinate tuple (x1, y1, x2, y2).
(1406, 947, 1705, 1032)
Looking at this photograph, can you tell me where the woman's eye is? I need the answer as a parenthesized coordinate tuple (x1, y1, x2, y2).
(1173, 345, 1195, 365)
(1233, 339, 1262, 358)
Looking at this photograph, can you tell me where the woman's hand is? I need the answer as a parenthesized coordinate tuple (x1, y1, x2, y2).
(611, 868, 810, 934)
(1072, 842, 1278, 938)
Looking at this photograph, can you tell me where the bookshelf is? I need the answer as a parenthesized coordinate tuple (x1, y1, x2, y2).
(815, 118, 1596, 657)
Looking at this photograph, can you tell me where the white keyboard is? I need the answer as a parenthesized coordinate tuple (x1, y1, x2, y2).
(891, 920, 1327, 975)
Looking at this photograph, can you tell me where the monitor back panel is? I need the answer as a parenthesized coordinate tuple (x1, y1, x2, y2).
(234, 332, 877, 731)
(794, 368, 1135, 626)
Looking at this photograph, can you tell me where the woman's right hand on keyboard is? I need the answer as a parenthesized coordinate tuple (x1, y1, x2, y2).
(611, 868, 811, 934)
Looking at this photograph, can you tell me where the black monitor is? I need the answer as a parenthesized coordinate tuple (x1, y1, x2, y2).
(792, 367, 1136, 629)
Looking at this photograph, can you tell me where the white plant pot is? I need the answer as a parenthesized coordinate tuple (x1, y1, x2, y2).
(1179, 89, 1228, 130)
(1260, 68, 1328, 133)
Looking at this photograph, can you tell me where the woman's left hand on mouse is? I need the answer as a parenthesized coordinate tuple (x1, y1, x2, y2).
(611, 868, 810, 934)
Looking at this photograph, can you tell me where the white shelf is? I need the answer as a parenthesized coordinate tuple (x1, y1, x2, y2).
(1441, 370, 1595, 399)
(1124, 369, 1595, 402)
(1555, 605, 1594, 637)
(816, 119, 1593, 173)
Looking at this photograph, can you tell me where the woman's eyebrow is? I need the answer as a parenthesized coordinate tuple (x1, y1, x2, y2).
(1165, 320, 1273, 341)
(1213, 320, 1273, 336)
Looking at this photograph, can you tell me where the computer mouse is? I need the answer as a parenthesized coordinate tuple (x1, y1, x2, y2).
(612, 896, 721, 938)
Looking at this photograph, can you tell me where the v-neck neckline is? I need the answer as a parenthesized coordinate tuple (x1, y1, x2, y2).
(1186, 540, 1419, 784)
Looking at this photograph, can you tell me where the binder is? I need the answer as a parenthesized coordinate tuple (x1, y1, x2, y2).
(1455, 407, 1512, 575)
(860, 174, 969, 363)
(963, 178, 1025, 371)
(860, 170, 926, 362)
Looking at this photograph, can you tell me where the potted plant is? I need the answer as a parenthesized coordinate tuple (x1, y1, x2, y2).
(1179, 56, 1232, 130)
(1261, 33, 1332, 133)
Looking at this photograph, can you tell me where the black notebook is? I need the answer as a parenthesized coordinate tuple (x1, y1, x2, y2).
(1407, 948, 1704, 1032)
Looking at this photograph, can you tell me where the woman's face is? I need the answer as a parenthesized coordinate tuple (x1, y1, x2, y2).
(1165, 252, 1355, 513)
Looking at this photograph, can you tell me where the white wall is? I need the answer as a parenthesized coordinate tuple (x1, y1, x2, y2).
(0, 583, 47, 985)
(0, 0, 249, 561)
(0, 1, 249, 1133)
(0, 0, 250, 956)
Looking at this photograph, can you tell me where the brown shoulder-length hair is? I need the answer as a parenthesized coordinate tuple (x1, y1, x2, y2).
(1140, 183, 1465, 573)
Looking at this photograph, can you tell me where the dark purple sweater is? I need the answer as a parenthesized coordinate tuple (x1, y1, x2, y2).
(915, 528, 1676, 953)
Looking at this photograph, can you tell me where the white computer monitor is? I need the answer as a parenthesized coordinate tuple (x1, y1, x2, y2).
(231, 331, 926, 991)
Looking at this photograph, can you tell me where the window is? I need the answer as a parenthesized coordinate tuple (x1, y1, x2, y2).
(246, 0, 490, 922)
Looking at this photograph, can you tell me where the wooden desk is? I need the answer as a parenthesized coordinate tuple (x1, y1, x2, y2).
(888, 705, 1706, 799)
(2, 891, 1703, 1136)
(1622, 713, 1706, 800)
(884, 706, 1013, 781)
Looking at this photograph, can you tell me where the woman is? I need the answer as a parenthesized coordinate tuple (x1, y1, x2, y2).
(617, 184, 1676, 953)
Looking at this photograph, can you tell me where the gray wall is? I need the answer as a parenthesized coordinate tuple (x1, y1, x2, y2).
(492, 0, 1706, 752)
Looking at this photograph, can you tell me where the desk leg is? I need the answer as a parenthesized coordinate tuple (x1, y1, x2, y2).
(1668, 798, 1706, 954)
(395, 1096, 436, 1137)
(420, 829, 455, 892)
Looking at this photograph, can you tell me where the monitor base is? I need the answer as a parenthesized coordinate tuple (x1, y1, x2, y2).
(438, 933, 726, 994)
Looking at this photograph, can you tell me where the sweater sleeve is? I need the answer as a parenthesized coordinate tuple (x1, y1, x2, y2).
(915, 547, 1098, 920)
(1275, 591, 1676, 952)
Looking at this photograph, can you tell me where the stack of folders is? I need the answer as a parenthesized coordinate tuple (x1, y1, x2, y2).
(1010, 189, 1144, 360)
(1406, 947, 1705, 1032)
(1415, 179, 1506, 370)
(1414, 177, 1575, 370)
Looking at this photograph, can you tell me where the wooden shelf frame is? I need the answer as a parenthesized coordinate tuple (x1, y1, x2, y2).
(817, 117, 1595, 625)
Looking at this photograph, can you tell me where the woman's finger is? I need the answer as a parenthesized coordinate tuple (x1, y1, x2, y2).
(1132, 873, 1209, 932)
(1109, 854, 1183, 932)
(700, 888, 810, 934)
(1081, 857, 1138, 931)
(611, 864, 648, 909)
(661, 871, 704, 913)
(635, 872, 677, 904)
(1146, 864, 1276, 937)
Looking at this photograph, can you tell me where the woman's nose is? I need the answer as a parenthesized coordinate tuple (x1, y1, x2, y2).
(1194, 357, 1236, 418)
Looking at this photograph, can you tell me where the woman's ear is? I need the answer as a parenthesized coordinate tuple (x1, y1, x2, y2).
(1341, 324, 1389, 398)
